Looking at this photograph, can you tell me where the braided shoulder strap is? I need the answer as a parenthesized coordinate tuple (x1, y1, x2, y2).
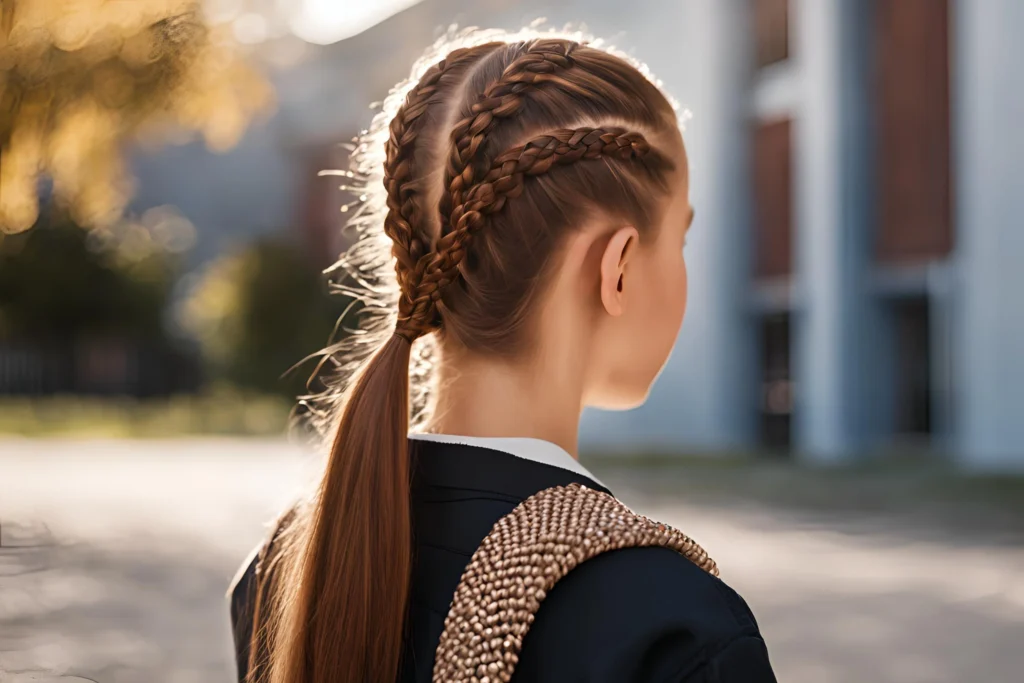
(431, 484, 718, 683)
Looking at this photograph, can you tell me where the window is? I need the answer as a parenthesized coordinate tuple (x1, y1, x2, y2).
(875, 0, 953, 263)
(753, 118, 793, 279)
(892, 298, 933, 436)
(759, 313, 792, 450)
(754, 0, 789, 68)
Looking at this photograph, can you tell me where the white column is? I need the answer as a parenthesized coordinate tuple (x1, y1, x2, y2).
(792, 0, 874, 461)
(579, 0, 756, 452)
(953, 0, 1024, 470)
(668, 0, 757, 450)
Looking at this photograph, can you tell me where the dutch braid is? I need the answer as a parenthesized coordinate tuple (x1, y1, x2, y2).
(383, 43, 500, 341)
(393, 40, 578, 340)
(399, 127, 655, 331)
(440, 39, 578, 230)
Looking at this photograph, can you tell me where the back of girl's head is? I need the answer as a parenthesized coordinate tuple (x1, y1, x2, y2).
(259, 30, 684, 683)
(387, 37, 680, 354)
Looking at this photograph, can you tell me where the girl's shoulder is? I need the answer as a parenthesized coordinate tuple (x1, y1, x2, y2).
(514, 545, 774, 682)
(227, 504, 301, 683)
(228, 504, 299, 608)
(432, 484, 775, 682)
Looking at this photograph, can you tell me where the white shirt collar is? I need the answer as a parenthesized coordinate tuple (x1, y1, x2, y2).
(408, 433, 606, 489)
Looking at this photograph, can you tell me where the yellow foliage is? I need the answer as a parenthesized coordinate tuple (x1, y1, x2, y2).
(0, 0, 274, 234)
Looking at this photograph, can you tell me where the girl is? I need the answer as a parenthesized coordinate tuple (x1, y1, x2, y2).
(230, 30, 776, 683)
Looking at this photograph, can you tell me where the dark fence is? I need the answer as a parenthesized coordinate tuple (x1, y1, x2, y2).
(0, 339, 202, 397)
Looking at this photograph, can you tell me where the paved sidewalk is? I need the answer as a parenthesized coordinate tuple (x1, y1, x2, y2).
(2, 439, 1023, 682)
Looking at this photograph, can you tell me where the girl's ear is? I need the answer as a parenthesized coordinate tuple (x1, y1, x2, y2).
(599, 226, 639, 317)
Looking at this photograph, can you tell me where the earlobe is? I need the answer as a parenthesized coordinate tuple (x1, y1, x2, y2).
(599, 227, 639, 317)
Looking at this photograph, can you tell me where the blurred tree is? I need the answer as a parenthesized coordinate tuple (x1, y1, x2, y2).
(0, 0, 273, 234)
(181, 237, 355, 397)
(0, 206, 178, 340)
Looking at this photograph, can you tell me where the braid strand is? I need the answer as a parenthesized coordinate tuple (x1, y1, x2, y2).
(440, 39, 579, 233)
(401, 127, 654, 328)
(383, 43, 499, 341)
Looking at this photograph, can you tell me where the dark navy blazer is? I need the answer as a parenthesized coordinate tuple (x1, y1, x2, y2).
(229, 438, 777, 682)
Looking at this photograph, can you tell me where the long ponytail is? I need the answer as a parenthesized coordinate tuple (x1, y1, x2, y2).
(274, 334, 414, 683)
(255, 40, 502, 683)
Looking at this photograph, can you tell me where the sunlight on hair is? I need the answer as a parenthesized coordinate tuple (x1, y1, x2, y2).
(301, 23, 684, 442)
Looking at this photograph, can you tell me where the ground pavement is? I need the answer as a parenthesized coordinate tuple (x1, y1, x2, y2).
(1, 438, 1022, 683)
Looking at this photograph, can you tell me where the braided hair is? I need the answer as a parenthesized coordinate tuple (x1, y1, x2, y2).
(261, 30, 682, 683)
(398, 127, 660, 338)
(441, 39, 578, 230)
(382, 42, 505, 337)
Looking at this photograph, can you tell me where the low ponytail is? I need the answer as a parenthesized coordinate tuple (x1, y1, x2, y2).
(252, 40, 501, 683)
(273, 333, 415, 683)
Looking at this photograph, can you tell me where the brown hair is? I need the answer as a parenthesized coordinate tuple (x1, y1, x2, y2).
(253, 30, 682, 683)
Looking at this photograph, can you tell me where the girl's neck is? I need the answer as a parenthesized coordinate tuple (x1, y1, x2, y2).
(426, 348, 585, 459)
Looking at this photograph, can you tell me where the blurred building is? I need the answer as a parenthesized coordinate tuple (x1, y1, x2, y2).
(586, 0, 1024, 472)
(128, 0, 1024, 469)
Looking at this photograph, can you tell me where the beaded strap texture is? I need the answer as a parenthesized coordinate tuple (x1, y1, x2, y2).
(431, 483, 718, 683)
